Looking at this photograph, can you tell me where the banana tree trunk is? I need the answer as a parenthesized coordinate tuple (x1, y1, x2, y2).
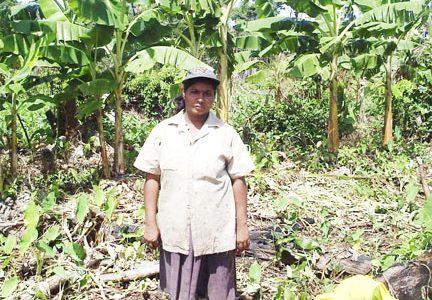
(383, 56, 393, 145)
(114, 85, 125, 175)
(11, 94, 18, 177)
(328, 57, 339, 152)
(95, 107, 110, 178)
(357, 77, 366, 124)
(216, 0, 235, 122)
(217, 47, 229, 122)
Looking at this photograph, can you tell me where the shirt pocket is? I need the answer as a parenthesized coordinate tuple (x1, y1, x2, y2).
(194, 152, 227, 181)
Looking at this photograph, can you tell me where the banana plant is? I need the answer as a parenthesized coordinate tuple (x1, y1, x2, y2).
(0, 2, 54, 176)
(0, 36, 46, 176)
(239, 0, 359, 152)
(157, 0, 237, 122)
(69, 0, 209, 174)
(353, 0, 429, 145)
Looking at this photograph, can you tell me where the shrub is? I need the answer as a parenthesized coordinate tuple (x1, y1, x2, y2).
(123, 66, 182, 120)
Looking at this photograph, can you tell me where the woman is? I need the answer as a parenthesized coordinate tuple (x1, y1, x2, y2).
(134, 67, 254, 299)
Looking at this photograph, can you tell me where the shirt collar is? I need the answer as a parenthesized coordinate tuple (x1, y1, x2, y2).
(168, 110, 223, 129)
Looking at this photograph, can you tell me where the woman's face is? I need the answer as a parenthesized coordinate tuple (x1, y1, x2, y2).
(183, 81, 215, 118)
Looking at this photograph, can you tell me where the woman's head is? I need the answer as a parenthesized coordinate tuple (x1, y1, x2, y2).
(173, 68, 219, 115)
(182, 80, 216, 118)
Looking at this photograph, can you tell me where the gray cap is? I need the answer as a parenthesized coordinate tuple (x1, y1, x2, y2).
(183, 67, 220, 85)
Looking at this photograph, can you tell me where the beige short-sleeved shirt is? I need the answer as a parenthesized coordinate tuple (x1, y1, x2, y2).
(134, 110, 255, 256)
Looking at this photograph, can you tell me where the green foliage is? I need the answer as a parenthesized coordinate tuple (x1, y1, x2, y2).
(124, 66, 181, 120)
(392, 78, 432, 142)
(246, 261, 262, 295)
(232, 78, 327, 169)
(1, 276, 19, 298)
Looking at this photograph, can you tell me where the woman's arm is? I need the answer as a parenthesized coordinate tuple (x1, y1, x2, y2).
(232, 177, 250, 253)
(143, 173, 161, 249)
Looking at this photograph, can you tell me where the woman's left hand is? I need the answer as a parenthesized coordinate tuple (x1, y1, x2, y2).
(236, 224, 250, 253)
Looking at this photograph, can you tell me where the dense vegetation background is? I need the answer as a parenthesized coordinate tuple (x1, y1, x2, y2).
(0, 0, 431, 299)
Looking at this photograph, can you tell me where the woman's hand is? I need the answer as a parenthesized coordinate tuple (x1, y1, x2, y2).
(232, 177, 250, 254)
(143, 173, 161, 249)
(236, 224, 250, 253)
(144, 222, 160, 249)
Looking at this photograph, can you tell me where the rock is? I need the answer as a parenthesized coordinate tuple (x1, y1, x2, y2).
(375, 261, 432, 300)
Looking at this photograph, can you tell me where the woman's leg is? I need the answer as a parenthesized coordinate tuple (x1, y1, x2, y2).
(198, 250, 236, 300)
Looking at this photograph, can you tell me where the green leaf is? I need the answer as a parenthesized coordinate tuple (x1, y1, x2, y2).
(41, 192, 56, 212)
(76, 194, 90, 224)
(355, 1, 425, 26)
(69, 0, 128, 30)
(290, 54, 321, 78)
(405, 182, 419, 202)
(19, 227, 38, 254)
(274, 197, 289, 212)
(351, 54, 378, 70)
(42, 225, 60, 242)
(354, 0, 384, 12)
(126, 46, 210, 74)
(0, 63, 11, 77)
(294, 237, 319, 250)
(249, 261, 262, 284)
(245, 70, 270, 84)
(52, 266, 68, 279)
(27, 103, 45, 111)
(234, 60, 260, 73)
(3, 235, 16, 255)
(235, 35, 264, 49)
(8, 83, 24, 94)
(63, 242, 86, 261)
(39, 0, 68, 21)
(93, 185, 104, 207)
(76, 98, 103, 120)
(1, 34, 33, 56)
(282, 0, 329, 17)
(415, 196, 432, 230)
(103, 188, 118, 220)
(36, 241, 55, 257)
(82, 25, 114, 47)
(79, 79, 114, 96)
(1, 276, 19, 298)
(41, 45, 90, 65)
(40, 21, 90, 42)
(24, 200, 40, 229)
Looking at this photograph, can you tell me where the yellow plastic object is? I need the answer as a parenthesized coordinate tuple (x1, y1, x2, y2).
(316, 275, 397, 300)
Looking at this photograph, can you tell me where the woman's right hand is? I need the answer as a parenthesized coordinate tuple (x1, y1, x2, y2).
(144, 223, 160, 249)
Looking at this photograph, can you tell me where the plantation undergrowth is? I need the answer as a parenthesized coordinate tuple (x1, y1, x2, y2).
(1, 136, 431, 299)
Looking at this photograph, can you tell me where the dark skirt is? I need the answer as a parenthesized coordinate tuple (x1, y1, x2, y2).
(159, 245, 236, 300)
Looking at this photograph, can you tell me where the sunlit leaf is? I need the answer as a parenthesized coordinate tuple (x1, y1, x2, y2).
(93, 185, 104, 207)
(3, 235, 16, 255)
(1, 276, 19, 298)
(42, 225, 60, 242)
(19, 227, 38, 254)
(249, 261, 262, 284)
(415, 196, 432, 230)
(23, 200, 40, 229)
(405, 181, 419, 202)
(127, 46, 210, 74)
(39, 0, 68, 21)
(36, 241, 55, 257)
(76, 194, 90, 224)
(63, 242, 86, 261)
